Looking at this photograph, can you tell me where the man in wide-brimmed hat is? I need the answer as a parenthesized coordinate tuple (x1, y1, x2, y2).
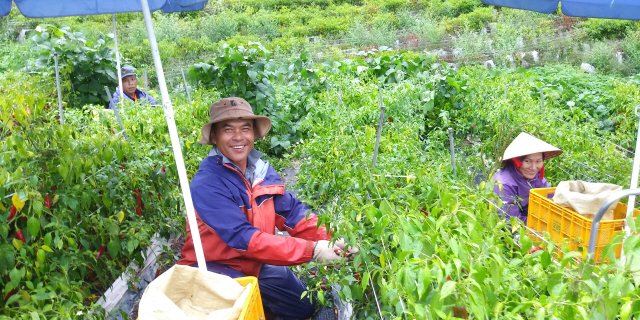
(178, 97, 358, 319)
(493, 132, 563, 224)
(108, 66, 156, 109)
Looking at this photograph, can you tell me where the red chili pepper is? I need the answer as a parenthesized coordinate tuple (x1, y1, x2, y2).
(387, 117, 391, 123)
(334, 249, 346, 257)
(161, 166, 166, 173)
(95, 245, 106, 259)
(527, 246, 543, 255)
(9, 205, 16, 221)
(111, 129, 115, 135)
(447, 275, 451, 281)
(44, 194, 51, 210)
(40, 185, 43, 190)
(155, 269, 161, 279)
(135, 189, 142, 206)
(20, 216, 26, 222)
(15, 230, 26, 243)
(158, 193, 162, 200)
(471, 124, 476, 129)
(4, 289, 15, 301)
(421, 207, 428, 216)
(395, 183, 401, 188)
(51, 185, 57, 192)
(136, 207, 142, 217)
(192, 112, 196, 118)
(148, 191, 153, 197)
(121, 164, 126, 169)
(141, 203, 145, 211)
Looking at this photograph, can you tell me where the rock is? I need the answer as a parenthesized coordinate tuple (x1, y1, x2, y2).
(521, 60, 530, 69)
(434, 49, 449, 59)
(530, 50, 539, 63)
(483, 60, 495, 69)
(487, 23, 497, 34)
(616, 52, 624, 65)
(581, 63, 596, 74)
(452, 48, 462, 59)
(505, 55, 516, 68)
(516, 37, 524, 50)
(17, 29, 29, 43)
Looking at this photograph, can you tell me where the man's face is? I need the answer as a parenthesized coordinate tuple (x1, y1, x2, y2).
(122, 75, 138, 97)
(210, 119, 255, 172)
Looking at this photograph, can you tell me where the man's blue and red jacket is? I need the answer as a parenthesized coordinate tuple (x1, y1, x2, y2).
(178, 148, 332, 277)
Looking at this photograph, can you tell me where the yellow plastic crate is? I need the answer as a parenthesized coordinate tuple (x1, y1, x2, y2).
(527, 187, 640, 262)
(235, 276, 265, 320)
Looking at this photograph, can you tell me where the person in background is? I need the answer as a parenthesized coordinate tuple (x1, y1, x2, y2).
(108, 66, 156, 109)
(493, 132, 563, 225)
(178, 97, 358, 320)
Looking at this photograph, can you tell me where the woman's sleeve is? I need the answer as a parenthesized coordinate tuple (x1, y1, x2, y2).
(493, 182, 527, 223)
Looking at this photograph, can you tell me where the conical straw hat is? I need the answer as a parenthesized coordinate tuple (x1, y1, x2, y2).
(501, 132, 562, 165)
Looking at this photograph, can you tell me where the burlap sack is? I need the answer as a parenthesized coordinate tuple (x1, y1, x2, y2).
(552, 181, 622, 221)
(138, 265, 251, 320)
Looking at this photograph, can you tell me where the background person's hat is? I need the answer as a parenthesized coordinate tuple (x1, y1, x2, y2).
(120, 66, 137, 79)
(198, 97, 271, 145)
(501, 132, 562, 165)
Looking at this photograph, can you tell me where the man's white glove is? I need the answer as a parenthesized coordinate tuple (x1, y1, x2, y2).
(313, 240, 343, 265)
(335, 238, 359, 260)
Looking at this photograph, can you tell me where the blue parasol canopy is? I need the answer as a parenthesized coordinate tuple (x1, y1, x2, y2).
(480, 0, 640, 20)
(0, 0, 207, 17)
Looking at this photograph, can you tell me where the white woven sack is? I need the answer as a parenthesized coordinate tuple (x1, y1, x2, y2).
(553, 180, 622, 221)
(138, 265, 251, 320)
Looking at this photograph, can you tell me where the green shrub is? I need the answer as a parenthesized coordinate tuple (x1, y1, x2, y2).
(30, 24, 117, 108)
(247, 10, 280, 40)
(200, 10, 241, 42)
(345, 21, 398, 48)
(429, 0, 482, 18)
(581, 18, 636, 40)
(622, 31, 640, 71)
(445, 6, 493, 32)
(268, 36, 308, 53)
(410, 13, 444, 46)
(307, 15, 351, 36)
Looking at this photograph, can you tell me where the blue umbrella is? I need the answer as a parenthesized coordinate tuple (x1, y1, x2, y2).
(0, 0, 210, 275)
(480, 0, 640, 20)
(0, 0, 206, 17)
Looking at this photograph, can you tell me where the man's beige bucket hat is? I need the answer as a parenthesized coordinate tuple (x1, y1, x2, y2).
(198, 97, 272, 145)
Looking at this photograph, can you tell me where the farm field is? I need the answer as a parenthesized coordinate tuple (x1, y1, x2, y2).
(3, 1, 640, 319)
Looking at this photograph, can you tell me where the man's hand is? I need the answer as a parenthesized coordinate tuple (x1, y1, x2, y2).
(313, 240, 343, 265)
(335, 238, 359, 260)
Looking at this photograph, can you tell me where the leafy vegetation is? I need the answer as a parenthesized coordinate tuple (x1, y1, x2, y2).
(30, 24, 117, 108)
(2, 0, 640, 319)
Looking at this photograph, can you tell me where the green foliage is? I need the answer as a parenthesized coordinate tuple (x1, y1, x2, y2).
(0, 72, 186, 319)
(429, 0, 483, 18)
(445, 6, 494, 32)
(189, 43, 320, 154)
(581, 18, 636, 40)
(29, 24, 117, 108)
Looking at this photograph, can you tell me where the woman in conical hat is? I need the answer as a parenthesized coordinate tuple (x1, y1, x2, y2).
(492, 133, 562, 224)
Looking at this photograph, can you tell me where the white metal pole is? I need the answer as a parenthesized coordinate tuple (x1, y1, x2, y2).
(140, 0, 207, 272)
(112, 14, 124, 105)
(53, 53, 64, 124)
(624, 107, 640, 245)
(180, 67, 192, 105)
(144, 68, 148, 94)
